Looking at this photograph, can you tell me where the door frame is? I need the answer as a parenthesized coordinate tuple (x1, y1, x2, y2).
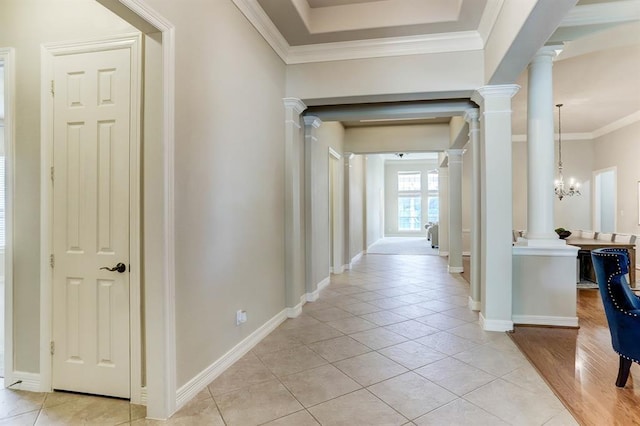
(40, 33, 142, 402)
(0, 47, 16, 385)
(592, 166, 617, 232)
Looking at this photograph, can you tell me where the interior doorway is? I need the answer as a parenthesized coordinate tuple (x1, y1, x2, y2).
(593, 167, 616, 233)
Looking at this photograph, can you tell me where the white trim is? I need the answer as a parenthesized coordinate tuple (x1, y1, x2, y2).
(592, 166, 617, 233)
(81, 0, 176, 419)
(448, 266, 464, 273)
(7, 371, 41, 392)
(477, 0, 504, 44)
(479, 313, 513, 332)
(561, 0, 640, 27)
(512, 315, 578, 328)
(39, 34, 143, 400)
(462, 251, 471, 256)
(0, 47, 15, 388)
(512, 245, 579, 257)
(175, 309, 287, 411)
(318, 276, 330, 291)
(350, 251, 364, 268)
(286, 31, 483, 64)
(468, 297, 481, 311)
(229, 0, 289, 62)
(306, 276, 330, 302)
(512, 110, 640, 142)
(140, 386, 148, 405)
(329, 147, 341, 160)
(439, 251, 449, 257)
(592, 111, 640, 139)
(286, 295, 306, 318)
(230, 0, 485, 64)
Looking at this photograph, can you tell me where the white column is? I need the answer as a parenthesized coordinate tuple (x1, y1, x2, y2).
(523, 46, 563, 244)
(447, 149, 464, 273)
(438, 165, 449, 256)
(283, 98, 306, 316)
(471, 85, 519, 332)
(465, 109, 481, 310)
(304, 116, 322, 301)
(511, 47, 579, 328)
(343, 153, 353, 269)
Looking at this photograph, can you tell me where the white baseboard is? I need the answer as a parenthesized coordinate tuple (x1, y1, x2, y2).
(286, 295, 306, 318)
(140, 386, 148, 405)
(463, 251, 471, 256)
(468, 297, 480, 311)
(479, 313, 513, 332)
(318, 276, 330, 291)
(306, 276, 330, 302)
(512, 315, 578, 328)
(175, 308, 287, 410)
(350, 251, 363, 268)
(6, 371, 41, 392)
(439, 251, 449, 257)
(448, 266, 463, 273)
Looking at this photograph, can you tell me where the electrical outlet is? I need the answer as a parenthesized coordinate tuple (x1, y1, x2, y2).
(236, 310, 247, 326)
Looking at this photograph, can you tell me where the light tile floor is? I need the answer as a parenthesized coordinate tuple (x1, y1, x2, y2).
(1, 254, 578, 425)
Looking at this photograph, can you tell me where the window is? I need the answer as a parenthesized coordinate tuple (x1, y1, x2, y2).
(427, 170, 439, 224)
(398, 172, 421, 231)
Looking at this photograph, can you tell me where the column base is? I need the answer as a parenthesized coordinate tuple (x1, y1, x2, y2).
(448, 266, 463, 273)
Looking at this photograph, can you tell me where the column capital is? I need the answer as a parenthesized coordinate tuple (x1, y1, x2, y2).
(303, 115, 322, 128)
(471, 84, 520, 106)
(464, 108, 479, 123)
(531, 44, 563, 63)
(446, 149, 465, 160)
(282, 97, 307, 114)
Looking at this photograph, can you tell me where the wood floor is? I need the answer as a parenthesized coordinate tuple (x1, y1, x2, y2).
(460, 257, 640, 425)
(510, 289, 640, 426)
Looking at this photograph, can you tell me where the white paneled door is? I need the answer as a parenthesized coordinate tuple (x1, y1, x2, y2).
(51, 48, 131, 398)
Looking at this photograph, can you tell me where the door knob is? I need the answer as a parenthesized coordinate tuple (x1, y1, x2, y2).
(100, 263, 127, 273)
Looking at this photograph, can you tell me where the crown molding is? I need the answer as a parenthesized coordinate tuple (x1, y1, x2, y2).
(231, 0, 289, 62)
(232, 0, 484, 64)
(592, 110, 640, 139)
(560, 0, 640, 27)
(287, 31, 483, 64)
(512, 111, 640, 142)
(477, 0, 504, 44)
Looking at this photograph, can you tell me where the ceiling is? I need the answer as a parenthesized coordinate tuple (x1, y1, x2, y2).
(246, 0, 640, 136)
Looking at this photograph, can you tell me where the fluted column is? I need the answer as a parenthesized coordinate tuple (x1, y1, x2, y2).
(523, 46, 563, 244)
(471, 84, 520, 332)
(283, 98, 306, 316)
(447, 149, 464, 273)
(304, 116, 322, 301)
(465, 109, 481, 310)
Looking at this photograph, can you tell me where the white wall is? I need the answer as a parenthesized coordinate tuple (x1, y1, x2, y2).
(365, 154, 385, 248)
(0, 0, 137, 374)
(511, 139, 593, 233)
(345, 124, 450, 153)
(593, 120, 640, 264)
(286, 51, 484, 104)
(384, 160, 439, 237)
(142, 0, 288, 388)
(312, 122, 345, 284)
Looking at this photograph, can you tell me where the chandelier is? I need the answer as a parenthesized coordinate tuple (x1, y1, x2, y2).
(554, 103, 580, 200)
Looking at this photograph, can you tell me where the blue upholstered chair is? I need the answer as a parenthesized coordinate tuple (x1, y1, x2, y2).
(591, 248, 640, 387)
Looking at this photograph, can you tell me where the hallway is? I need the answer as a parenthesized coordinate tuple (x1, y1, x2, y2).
(0, 254, 576, 425)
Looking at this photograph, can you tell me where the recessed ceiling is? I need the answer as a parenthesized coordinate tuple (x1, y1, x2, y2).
(257, 0, 486, 46)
